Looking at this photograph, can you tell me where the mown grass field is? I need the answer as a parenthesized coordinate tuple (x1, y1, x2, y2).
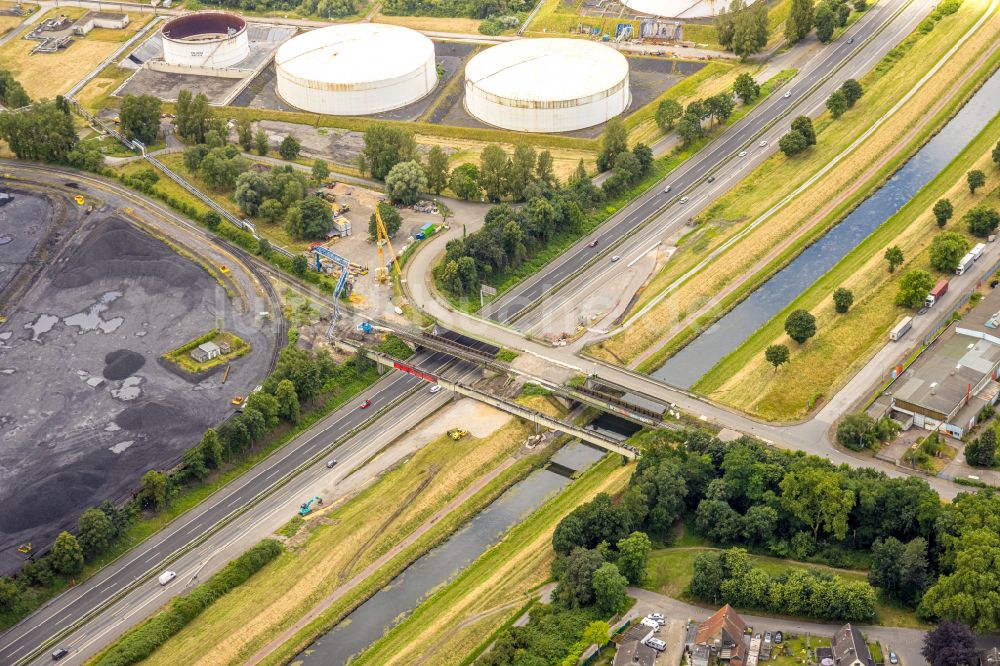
(588, 0, 998, 371)
(0, 8, 150, 100)
(644, 547, 925, 627)
(142, 417, 544, 666)
(372, 12, 483, 32)
(346, 455, 633, 666)
(693, 91, 1000, 419)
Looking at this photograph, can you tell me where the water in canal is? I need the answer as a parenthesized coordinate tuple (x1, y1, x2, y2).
(296, 441, 607, 665)
(652, 68, 1000, 389)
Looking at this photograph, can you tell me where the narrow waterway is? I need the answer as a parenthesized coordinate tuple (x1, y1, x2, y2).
(297, 441, 607, 665)
(652, 68, 1000, 389)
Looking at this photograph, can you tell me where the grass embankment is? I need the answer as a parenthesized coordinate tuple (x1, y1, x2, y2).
(347, 455, 632, 666)
(0, 357, 381, 632)
(588, 0, 997, 373)
(141, 415, 551, 666)
(372, 12, 482, 32)
(644, 547, 925, 628)
(0, 8, 150, 100)
(694, 86, 1000, 419)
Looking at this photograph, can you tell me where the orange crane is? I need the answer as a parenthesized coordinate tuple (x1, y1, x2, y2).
(374, 203, 401, 284)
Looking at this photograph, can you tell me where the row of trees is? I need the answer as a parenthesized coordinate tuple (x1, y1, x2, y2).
(787, 0, 866, 44)
(827, 78, 864, 119)
(690, 547, 877, 621)
(382, 0, 530, 19)
(815, 0, 854, 42)
(654, 93, 736, 147)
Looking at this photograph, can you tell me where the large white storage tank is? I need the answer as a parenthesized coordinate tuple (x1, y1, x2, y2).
(161, 12, 249, 69)
(275, 24, 436, 116)
(464, 38, 630, 133)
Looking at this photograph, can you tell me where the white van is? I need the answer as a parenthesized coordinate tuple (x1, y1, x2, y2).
(158, 571, 177, 586)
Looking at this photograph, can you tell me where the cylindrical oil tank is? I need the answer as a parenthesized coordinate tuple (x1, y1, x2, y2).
(161, 11, 249, 69)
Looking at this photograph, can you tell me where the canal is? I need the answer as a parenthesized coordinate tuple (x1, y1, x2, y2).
(652, 67, 1000, 389)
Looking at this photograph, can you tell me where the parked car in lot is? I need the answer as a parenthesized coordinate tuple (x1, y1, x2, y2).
(646, 638, 667, 652)
(775, 631, 783, 644)
(648, 612, 666, 625)
(764, 631, 772, 644)
(889, 652, 899, 664)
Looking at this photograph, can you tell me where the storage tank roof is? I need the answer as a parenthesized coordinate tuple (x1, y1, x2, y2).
(275, 24, 434, 85)
(466, 38, 628, 103)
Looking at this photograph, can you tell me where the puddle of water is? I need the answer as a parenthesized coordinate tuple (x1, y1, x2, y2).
(111, 377, 142, 401)
(24, 314, 59, 341)
(63, 291, 126, 335)
(108, 440, 135, 454)
(0, 368, 14, 375)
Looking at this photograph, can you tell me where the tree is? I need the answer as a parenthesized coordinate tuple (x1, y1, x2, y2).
(895, 270, 934, 308)
(815, 2, 835, 41)
(119, 94, 161, 145)
(369, 201, 402, 238)
(140, 470, 169, 511)
(199, 429, 223, 469)
(50, 531, 84, 576)
(837, 412, 878, 450)
(384, 160, 427, 205)
(77, 508, 115, 558)
(791, 116, 816, 145)
(616, 532, 652, 585)
(0, 69, 29, 108)
(706, 93, 735, 125)
(830, 287, 854, 313)
(597, 117, 628, 172)
(554, 547, 604, 608)
(884, 245, 904, 272)
(784, 309, 816, 344)
(690, 551, 727, 602)
(827, 90, 849, 118)
(274, 379, 300, 423)
(779, 130, 809, 157)
(449, 163, 481, 200)
(199, 146, 248, 190)
(898, 537, 930, 605)
(536, 150, 556, 187)
(965, 428, 997, 467)
(993, 139, 1000, 169)
(780, 465, 855, 540)
(279, 135, 301, 160)
(965, 205, 1000, 237)
(930, 231, 970, 273)
(479, 144, 510, 202)
(285, 196, 332, 240)
(425, 145, 449, 194)
(0, 577, 17, 612)
(734, 73, 761, 104)
(920, 529, 1000, 631)
(967, 169, 986, 194)
(508, 144, 537, 201)
(174, 91, 213, 144)
(259, 198, 284, 224)
(765, 344, 790, 370)
(676, 112, 705, 146)
(234, 171, 272, 217)
(254, 128, 269, 156)
(854, 0, 867, 9)
(934, 198, 954, 227)
(655, 98, 683, 131)
(870, 536, 907, 596)
(311, 158, 329, 184)
(786, 0, 815, 42)
(592, 562, 630, 615)
(291, 254, 308, 277)
(732, 2, 769, 59)
(921, 622, 979, 666)
(204, 211, 221, 231)
(182, 445, 210, 480)
(236, 117, 253, 151)
(360, 123, 417, 179)
(841, 79, 864, 105)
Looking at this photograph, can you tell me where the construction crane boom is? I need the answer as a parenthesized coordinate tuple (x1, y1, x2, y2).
(312, 245, 352, 335)
(375, 203, 401, 283)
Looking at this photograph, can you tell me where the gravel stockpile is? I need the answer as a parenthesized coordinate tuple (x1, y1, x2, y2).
(103, 349, 146, 380)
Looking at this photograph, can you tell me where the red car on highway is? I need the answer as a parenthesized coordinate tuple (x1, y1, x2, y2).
(359, 399, 372, 409)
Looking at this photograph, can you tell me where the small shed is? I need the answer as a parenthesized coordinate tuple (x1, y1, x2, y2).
(191, 341, 221, 363)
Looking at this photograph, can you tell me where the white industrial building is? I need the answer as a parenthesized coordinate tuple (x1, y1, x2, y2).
(274, 24, 436, 116)
(161, 12, 249, 69)
(464, 38, 630, 133)
(622, 0, 756, 18)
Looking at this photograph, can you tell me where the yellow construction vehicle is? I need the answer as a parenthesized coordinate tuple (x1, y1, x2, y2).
(231, 395, 245, 406)
(448, 428, 468, 441)
(374, 203, 401, 284)
(74, 195, 85, 205)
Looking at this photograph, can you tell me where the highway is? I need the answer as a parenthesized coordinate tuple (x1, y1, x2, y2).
(480, 0, 934, 327)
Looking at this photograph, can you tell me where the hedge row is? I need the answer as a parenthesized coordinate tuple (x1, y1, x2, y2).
(93, 539, 282, 666)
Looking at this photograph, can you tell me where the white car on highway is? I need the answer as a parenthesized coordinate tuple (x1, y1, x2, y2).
(759, 140, 768, 147)
(738, 150, 748, 157)
(784, 90, 792, 98)
(158, 571, 177, 586)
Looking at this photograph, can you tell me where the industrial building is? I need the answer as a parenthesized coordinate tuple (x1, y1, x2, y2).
(464, 38, 630, 133)
(888, 287, 1000, 438)
(161, 12, 250, 69)
(274, 24, 437, 115)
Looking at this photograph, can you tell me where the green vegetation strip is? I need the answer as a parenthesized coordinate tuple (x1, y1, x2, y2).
(89, 540, 283, 666)
(256, 448, 559, 666)
(348, 455, 623, 666)
(692, 55, 1000, 395)
(636, 41, 1000, 377)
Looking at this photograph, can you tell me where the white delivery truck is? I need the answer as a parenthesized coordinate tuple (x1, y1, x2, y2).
(971, 243, 986, 261)
(956, 252, 975, 275)
(890, 316, 912, 341)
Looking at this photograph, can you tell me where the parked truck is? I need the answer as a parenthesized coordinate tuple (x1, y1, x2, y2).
(972, 242, 986, 261)
(926, 279, 949, 307)
(890, 316, 913, 341)
(956, 253, 975, 275)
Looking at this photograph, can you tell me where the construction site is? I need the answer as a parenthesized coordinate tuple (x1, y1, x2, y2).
(0, 189, 277, 575)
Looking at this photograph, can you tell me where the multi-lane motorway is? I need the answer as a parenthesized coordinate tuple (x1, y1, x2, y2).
(481, 0, 935, 328)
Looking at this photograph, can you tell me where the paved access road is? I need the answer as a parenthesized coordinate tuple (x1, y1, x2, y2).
(481, 0, 934, 326)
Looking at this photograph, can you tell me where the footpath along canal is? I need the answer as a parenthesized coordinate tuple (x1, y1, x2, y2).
(652, 67, 1000, 389)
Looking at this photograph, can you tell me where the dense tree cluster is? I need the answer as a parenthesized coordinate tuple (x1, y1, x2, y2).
(0, 68, 29, 108)
(827, 79, 864, 118)
(779, 116, 817, 157)
(120, 94, 162, 146)
(835, 411, 900, 451)
(716, 0, 769, 59)
(965, 205, 999, 237)
(382, 0, 531, 19)
(0, 99, 79, 164)
(234, 165, 310, 217)
(184, 143, 250, 191)
(786, 0, 815, 42)
(175, 90, 221, 145)
(815, 0, 852, 42)
(476, 605, 606, 666)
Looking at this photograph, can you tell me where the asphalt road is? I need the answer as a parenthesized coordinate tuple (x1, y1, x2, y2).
(0, 349, 469, 665)
(481, 0, 932, 326)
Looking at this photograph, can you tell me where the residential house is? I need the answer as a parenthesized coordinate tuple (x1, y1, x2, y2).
(691, 605, 748, 666)
(832, 624, 874, 666)
(614, 624, 657, 666)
